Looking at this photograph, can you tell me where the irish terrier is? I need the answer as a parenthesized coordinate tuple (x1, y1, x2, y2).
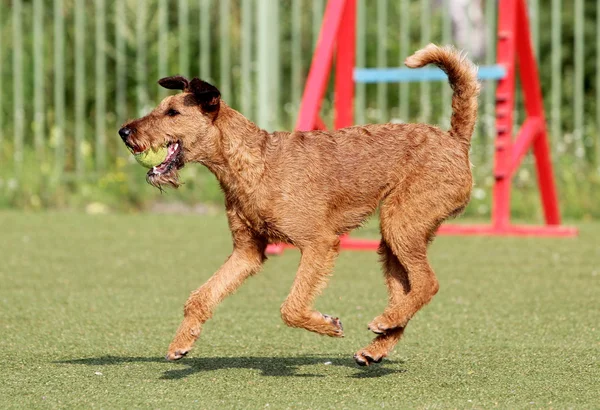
(118, 44, 480, 366)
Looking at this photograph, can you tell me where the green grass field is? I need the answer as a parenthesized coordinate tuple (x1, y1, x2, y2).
(0, 212, 598, 408)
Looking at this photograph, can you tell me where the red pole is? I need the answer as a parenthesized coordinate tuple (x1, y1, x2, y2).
(509, 117, 543, 176)
(515, 0, 561, 225)
(334, 0, 356, 129)
(295, 0, 348, 131)
(492, 0, 518, 230)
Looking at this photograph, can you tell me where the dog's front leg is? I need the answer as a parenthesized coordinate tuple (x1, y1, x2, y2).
(166, 236, 266, 361)
(280, 237, 343, 337)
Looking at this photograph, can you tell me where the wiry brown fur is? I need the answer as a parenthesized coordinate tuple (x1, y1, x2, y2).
(119, 44, 480, 366)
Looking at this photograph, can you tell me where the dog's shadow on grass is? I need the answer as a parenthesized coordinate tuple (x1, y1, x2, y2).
(58, 355, 405, 379)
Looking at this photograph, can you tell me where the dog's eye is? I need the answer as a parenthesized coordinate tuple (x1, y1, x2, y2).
(166, 109, 180, 117)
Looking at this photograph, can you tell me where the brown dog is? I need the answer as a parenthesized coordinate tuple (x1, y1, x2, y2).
(118, 44, 479, 366)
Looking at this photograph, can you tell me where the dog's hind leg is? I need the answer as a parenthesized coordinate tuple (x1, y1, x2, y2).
(280, 236, 344, 337)
(166, 228, 267, 361)
(367, 238, 439, 335)
(367, 240, 414, 333)
(355, 192, 444, 365)
(354, 241, 416, 366)
(354, 327, 405, 366)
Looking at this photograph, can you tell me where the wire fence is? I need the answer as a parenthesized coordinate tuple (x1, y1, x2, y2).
(0, 0, 598, 214)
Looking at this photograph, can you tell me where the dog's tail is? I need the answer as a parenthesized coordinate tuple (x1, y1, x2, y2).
(404, 44, 480, 144)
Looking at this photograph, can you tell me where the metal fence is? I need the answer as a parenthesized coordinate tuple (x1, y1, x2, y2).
(0, 0, 598, 192)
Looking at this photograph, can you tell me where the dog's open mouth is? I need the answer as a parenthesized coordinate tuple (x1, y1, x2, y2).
(149, 142, 183, 175)
(146, 141, 185, 190)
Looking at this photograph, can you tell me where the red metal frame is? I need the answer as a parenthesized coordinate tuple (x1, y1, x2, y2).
(294, 0, 348, 132)
(266, 0, 576, 255)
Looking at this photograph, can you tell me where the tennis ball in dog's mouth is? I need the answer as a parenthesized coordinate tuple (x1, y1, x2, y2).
(133, 146, 168, 169)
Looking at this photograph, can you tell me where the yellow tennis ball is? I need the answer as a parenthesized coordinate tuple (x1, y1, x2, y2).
(133, 146, 168, 169)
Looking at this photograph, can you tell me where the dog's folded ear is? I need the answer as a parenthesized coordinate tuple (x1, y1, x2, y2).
(189, 78, 221, 113)
(158, 76, 190, 91)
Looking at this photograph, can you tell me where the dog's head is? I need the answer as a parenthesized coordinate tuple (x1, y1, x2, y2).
(118, 76, 221, 190)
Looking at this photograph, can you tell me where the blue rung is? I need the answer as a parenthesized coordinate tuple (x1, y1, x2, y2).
(354, 64, 506, 83)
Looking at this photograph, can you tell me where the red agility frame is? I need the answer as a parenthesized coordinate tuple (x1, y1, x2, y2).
(266, 0, 576, 255)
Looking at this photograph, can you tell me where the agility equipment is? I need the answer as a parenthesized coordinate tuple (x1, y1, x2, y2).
(266, 0, 576, 255)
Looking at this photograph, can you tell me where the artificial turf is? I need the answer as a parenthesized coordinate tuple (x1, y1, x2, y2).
(0, 211, 598, 408)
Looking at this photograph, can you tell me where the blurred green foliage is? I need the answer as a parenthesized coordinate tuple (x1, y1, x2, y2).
(0, 0, 598, 219)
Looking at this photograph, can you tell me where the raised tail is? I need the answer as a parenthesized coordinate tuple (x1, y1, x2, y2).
(404, 44, 480, 144)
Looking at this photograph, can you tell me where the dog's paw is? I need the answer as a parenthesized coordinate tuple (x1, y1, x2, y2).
(322, 314, 344, 337)
(367, 314, 408, 334)
(165, 321, 201, 361)
(166, 339, 195, 361)
(353, 349, 386, 366)
(165, 348, 190, 361)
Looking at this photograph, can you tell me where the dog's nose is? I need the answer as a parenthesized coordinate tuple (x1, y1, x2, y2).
(119, 127, 132, 141)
